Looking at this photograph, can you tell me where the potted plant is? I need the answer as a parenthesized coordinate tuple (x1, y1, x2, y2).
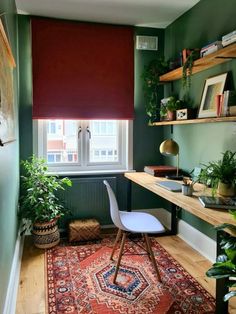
(19, 155, 72, 248)
(160, 96, 183, 121)
(206, 217, 236, 302)
(199, 150, 236, 197)
(141, 58, 168, 123)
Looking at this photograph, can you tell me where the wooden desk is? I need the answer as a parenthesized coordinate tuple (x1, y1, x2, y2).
(125, 172, 235, 314)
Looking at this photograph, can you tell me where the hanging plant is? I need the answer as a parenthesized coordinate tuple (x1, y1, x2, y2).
(182, 50, 199, 89)
(141, 58, 168, 123)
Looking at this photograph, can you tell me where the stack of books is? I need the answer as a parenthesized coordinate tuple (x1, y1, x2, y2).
(144, 165, 177, 177)
(218, 90, 236, 117)
(222, 30, 236, 47)
(200, 41, 223, 57)
(199, 196, 236, 209)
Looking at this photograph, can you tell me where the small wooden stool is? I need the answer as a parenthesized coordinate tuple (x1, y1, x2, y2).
(68, 219, 100, 242)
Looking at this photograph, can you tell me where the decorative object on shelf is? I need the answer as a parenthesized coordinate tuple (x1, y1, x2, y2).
(160, 96, 183, 121)
(198, 150, 236, 197)
(19, 156, 72, 248)
(182, 49, 200, 89)
(206, 215, 236, 302)
(141, 58, 168, 123)
(176, 108, 197, 120)
(0, 18, 16, 147)
(198, 72, 228, 118)
(159, 139, 183, 180)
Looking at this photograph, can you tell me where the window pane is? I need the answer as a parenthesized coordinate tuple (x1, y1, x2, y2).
(46, 120, 79, 163)
(89, 120, 119, 163)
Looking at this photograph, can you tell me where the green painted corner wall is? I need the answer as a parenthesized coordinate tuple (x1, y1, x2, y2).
(164, 0, 236, 238)
(18, 17, 165, 224)
(0, 0, 19, 312)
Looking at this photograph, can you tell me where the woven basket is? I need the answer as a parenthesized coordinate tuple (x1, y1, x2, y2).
(32, 219, 60, 249)
(69, 219, 100, 242)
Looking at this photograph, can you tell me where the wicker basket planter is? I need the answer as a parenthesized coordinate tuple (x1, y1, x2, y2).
(32, 218, 60, 249)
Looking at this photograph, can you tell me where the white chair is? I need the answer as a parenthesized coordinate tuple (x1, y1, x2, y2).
(103, 180, 165, 283)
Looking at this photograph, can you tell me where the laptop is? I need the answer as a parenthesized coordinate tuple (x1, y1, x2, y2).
(156, 181, 182, 192)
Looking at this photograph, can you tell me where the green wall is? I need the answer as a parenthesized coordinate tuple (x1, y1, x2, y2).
(0, 0, 19, 312)
(18, 16, 165, 224)
(164, 0, 236, 238)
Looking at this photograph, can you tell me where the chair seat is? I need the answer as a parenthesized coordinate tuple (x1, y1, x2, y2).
(120, 211, 165, 233)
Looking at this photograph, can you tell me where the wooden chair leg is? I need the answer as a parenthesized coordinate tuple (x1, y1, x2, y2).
(110, 228, 122, 261)
(142, 233, 151, 260)
(144, 234, 162, 282)
(113, 232, 127, 283)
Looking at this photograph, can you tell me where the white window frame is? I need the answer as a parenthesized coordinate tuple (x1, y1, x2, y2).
(33, 120, 133, 173)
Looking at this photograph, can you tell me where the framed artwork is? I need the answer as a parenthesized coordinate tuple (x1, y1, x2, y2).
(0, 18, 16, 146)
(198, 73, 228, 118)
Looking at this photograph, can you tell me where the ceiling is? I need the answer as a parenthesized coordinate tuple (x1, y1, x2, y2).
(15, 0, 200, 28)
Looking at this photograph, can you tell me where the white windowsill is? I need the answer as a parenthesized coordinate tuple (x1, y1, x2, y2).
(47, 169, 136, 176)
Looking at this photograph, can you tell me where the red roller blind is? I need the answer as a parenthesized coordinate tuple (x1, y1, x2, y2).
(31, 18, 134, 120)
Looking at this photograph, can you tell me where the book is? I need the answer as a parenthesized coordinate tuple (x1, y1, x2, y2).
(200, 41, 222, 57)
(222, 35, 236, 47)
(222, 30, 236, 41)
(144, 165, 177, 177)
(198, 196, 236, 209)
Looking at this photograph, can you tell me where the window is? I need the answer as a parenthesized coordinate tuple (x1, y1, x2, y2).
(35, 120, 132, 172)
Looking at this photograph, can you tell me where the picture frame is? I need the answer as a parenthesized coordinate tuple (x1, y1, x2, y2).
(198, 73, 228, 118)
(0, 18, 16, 146)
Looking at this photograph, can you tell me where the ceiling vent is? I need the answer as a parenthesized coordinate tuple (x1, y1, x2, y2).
(136, 36, 158, 51)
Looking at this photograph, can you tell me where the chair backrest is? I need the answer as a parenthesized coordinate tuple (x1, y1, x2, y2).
(103, 180, 125, 230)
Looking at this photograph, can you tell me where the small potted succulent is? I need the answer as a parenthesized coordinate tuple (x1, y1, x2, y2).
(19, 155, 72, 248)
(199, 150, 236, 197)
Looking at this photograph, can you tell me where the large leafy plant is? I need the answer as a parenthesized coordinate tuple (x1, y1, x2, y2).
(206, 219, 236, 302)
(19, 156, 72, 225)
(198, 150, 236, 194)
(141, 58, 168, 123)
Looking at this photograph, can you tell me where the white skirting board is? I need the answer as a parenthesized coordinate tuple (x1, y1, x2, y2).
(133, 208, 216, 263)
(3, 230, 25, 314)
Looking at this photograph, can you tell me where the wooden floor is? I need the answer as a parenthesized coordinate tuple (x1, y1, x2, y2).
(16, 233, 236, 314)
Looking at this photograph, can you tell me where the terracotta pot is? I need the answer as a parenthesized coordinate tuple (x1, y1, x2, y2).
(32, 218, 60, 249)
(167, 110, 176, 121)
(217, 181, 235, 197)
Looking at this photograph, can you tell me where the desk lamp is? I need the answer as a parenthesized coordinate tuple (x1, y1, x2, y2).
(159, 139, 183, 180)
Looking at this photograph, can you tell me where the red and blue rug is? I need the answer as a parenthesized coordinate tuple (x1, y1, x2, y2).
(46, 237, 215, 313)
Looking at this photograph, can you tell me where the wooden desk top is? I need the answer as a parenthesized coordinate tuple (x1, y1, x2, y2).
(125, 172, 235, 227)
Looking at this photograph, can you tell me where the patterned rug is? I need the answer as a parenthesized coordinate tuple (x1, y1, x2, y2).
(46, 236, 215, 314)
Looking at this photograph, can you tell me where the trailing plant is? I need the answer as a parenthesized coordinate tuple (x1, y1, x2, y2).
(19, 156, 72, 231)
(198, 150, 236, 195)
(141, 58, 168, 123)
(182, 50, 199, 89)
(206, 220, 236, 302)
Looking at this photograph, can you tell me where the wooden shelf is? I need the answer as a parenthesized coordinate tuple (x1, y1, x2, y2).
(160, 43, 236, 82)
(151, 116, 236, 126)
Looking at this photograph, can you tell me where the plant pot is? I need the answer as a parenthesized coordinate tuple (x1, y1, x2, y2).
(32, 219, 60, 249)
(167, 110, 176, 121)
(217, 181, 235, 197)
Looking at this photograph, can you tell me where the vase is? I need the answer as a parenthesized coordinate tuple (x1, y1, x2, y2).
(32, 218, 60, 249)
(217, 181, 235, 197)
